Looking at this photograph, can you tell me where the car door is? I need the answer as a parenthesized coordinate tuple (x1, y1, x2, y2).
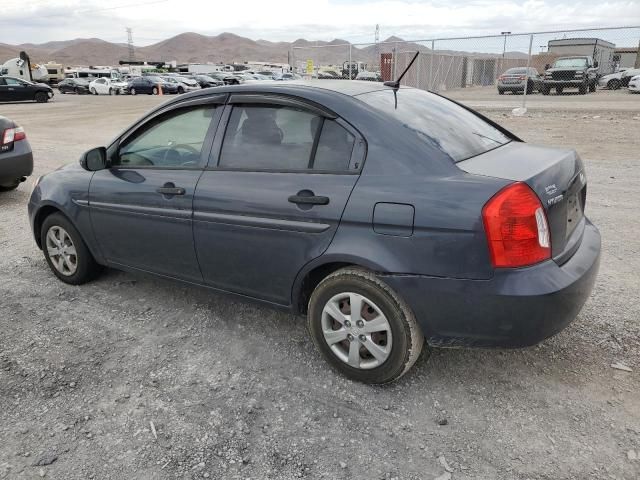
(89, 97, 225, 282)
(3, 77, 30, 101)
(193, 95, 365, 305)
(94, 78, 105, 94)
(0, 77, 8, 101)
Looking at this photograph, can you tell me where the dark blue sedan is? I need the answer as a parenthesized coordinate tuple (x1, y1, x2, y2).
(28, 81, 600, 383)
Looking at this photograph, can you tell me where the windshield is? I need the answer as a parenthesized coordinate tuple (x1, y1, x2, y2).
(357, 88, 511, 162)
(553, 58, 588, 68)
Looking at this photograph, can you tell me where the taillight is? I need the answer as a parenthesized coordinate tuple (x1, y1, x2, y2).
(1, 126, 26, 145)
(482, 182, 551, 268)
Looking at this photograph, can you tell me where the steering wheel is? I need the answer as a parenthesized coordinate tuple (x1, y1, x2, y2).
(162, 143, 200, 165)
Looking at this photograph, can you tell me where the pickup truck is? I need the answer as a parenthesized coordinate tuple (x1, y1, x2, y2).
(541, 56, 598, 95)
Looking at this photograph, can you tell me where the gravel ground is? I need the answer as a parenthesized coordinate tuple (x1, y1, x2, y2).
(0, 88, 639, 480)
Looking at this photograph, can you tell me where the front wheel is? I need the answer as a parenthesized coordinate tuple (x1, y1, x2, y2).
(608, 79, 621, 90)
(35, 92, 48, 103)
(41, 213, 102, 285)
(130, 88, 137, 95)
(308, 268, 425, 384)
(589, 81, 596, 92)
(152, 87, 158, 95)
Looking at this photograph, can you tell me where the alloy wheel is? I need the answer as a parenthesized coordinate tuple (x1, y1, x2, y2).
(45, 226, 78, 276)
(321, 292, 392, 369)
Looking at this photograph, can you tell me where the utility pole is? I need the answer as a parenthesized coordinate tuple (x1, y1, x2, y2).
(126, 27, 135, 63)
(501, 31, 511, 59)
(374, 24, 380, 70)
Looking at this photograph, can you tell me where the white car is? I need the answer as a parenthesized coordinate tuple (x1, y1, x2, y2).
(598, 69, 628, 90)
(163, 76, 200, 94)
(628, 75, 640, 93)
(89, 77, 127, 95)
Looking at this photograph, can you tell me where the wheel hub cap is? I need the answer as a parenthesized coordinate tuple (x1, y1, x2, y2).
(45, 226, 78, 276)
(321, 292, 392, 370)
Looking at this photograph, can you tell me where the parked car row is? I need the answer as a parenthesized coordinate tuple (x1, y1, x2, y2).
(497, 57, 640, 96)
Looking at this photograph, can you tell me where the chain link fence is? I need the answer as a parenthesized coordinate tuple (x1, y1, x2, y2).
(292, 26, 640, 112)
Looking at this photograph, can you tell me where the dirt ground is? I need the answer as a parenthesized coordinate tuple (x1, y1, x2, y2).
(0, 87, 639, 480)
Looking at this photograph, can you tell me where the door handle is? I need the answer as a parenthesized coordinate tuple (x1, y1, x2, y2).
(288, 193, 330, 205)
(156, 186, 185, 196)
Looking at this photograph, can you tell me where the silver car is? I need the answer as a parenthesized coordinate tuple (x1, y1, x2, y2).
(497, 67, 542, 95)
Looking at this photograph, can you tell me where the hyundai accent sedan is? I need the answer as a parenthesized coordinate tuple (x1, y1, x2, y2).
(28, 81, 600, 384)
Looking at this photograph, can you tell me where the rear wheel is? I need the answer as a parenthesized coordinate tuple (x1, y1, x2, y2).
(608, 78, 621, 90)
(589, 81, 596, 92)
(35, 92, 48, 103)
(91, 87, 97, 95)
(541, 85, 550, 95)
(526, 81, 533, 94)
(308, 268, 425, 384)
(41, 213, 102, 285)
(152, 87, 158, 95)
(498, 89, 504, 95)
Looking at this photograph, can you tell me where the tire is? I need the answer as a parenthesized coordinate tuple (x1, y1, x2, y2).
(556, 86, 564, 94)
(41, 213, 102, 285)
(541, 85, 550, 95)
(130, 88, 136, 95)
(526, 81, 533, 94)
(152, 87, 158, 95)
(34, 92, 48, 103)
(0, 181, 20, 191)
(108, 88, 113, 95)
(579, 82, 587, 95)
(308, 267, 425, 384)
(589, 81, 596, 93)
(91, 88, 97, 95)
(178, 87, 184, 94)
(498, 89, 504, 95)
(74, 87, 80, 94)
(608, 79, 621, 90)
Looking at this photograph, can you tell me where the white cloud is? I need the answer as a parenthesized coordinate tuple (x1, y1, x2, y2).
(1, 0, 639, 46)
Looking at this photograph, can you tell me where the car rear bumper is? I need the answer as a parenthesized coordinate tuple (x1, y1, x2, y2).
(380, 219, 601, 348)
(0, 140, 33, 184)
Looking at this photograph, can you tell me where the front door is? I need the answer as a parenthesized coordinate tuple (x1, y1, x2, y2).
(193, 98, 365, 304)
(1, 77, 30, 101)
(90, 103, 222, 282)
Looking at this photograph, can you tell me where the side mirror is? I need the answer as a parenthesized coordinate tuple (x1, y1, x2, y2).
(80, 146, 108, 171)
(544, 64, 550, 70)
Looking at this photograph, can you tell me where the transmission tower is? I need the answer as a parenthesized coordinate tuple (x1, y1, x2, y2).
(374, 24, 380, 69)
(126, 27, 135, 63)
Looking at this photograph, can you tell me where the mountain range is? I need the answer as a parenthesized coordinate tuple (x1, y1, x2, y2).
(0, 32, 434, 67)
(0, 32, 527, 68)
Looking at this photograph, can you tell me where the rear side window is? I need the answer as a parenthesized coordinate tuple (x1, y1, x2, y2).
(218, 105, 356, 172)
(357, 88, 510, 162)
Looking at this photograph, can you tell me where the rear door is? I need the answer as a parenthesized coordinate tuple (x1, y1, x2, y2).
(193, 95, 365, 304)
(90, 97, 224, 282)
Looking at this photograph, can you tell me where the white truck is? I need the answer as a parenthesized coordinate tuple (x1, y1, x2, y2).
(1, 52, 48, 82)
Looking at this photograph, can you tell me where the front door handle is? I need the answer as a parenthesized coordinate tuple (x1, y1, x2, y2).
(156, 184, 185, 196)
(288, 191, 330, 205)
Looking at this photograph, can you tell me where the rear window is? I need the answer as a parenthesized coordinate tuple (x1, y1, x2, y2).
(357, 88, 511, 162)
(506, 68, 527, 74)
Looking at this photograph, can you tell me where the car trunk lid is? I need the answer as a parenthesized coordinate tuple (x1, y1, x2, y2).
(458, 142, 587, 263)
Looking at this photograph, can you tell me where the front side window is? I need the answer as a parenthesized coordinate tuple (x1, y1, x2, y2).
(115, 107, 216, 168)
(219, 104, 357, 171)
(358, 88, 510, 162)
(4, 77, 23, 86)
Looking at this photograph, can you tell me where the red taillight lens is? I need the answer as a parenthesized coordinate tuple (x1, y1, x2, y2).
(482, 182, 551, 268)
(1, 126, 26, 145)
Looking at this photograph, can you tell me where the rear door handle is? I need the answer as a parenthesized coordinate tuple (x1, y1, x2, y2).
(156, 186, 185, 196)
(288, 194, 329, 205)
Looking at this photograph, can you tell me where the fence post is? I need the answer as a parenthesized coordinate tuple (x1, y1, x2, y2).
(429, 39, 435, 90)
(349, 44, 352, 80)
(416, 50, 421, 89)
(519, 34, 534, 113)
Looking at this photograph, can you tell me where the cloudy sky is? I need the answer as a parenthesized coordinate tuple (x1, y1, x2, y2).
(1, 0, 639, 46)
